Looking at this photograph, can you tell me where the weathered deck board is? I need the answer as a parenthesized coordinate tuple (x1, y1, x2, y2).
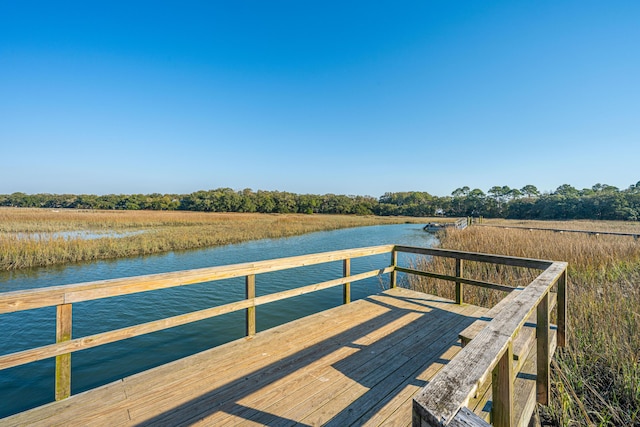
(307, 303, 486, 427)
(123, 299, 381, 419)
(1, 287, 488, 427)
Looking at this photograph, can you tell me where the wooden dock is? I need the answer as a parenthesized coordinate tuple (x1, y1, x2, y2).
(0, 245, 568, 427)
(2, 287, 486, 426)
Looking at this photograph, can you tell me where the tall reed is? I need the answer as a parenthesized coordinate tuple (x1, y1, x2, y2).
(409, 224, 640, 426)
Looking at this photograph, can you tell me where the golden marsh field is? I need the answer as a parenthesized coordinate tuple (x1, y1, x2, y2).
(0, 208, 435, 271)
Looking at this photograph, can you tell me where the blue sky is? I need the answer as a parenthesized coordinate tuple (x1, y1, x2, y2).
(1, 1, 639, 197)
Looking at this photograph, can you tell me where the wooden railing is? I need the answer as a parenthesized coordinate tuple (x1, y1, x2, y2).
(408, 249, 568, 427)
(0, 245, 396, 401)
(0, 245, 567, 426)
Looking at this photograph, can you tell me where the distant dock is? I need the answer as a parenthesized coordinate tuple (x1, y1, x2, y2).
(423, 217, 468, 232)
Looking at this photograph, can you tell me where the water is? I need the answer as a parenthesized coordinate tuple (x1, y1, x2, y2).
(0, 224, 436, 418)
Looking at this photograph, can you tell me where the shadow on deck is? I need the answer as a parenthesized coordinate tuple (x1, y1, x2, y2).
(3, 287, 487, 427)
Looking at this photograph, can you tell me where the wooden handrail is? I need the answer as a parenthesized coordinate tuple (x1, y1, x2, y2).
(0, 243, 567, 425)
(0, 245, 395, 314)
(412, 261, 568, 426)
(0, 266, 393, 371)
(394, 266, 522, 293)
(394, 245, 553, 270)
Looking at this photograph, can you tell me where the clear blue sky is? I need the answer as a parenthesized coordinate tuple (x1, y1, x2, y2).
(1, 1, 639, 197)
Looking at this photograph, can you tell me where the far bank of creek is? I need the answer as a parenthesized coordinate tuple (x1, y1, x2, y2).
(0, 224, 438, 418)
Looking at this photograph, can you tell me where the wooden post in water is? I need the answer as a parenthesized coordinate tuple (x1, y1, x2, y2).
(537, 292, 550, 405)
(246, 275, 256, 337)
(455, 258, 464, 305)
(492, 342, 514, 427)
(390, 250, 397, 289)
(343, 259, 351, 304)
(55, 303, 72, 401)
(557, 270, 567, 347)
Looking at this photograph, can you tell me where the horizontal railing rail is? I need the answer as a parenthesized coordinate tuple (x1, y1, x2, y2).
(0, 266, 395, 372)
(0, 244, 567, 427)
(394, 245, 553, 270)
(0, 245, 395, 314)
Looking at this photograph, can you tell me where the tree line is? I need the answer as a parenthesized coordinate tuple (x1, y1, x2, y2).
(445, 182, 640, 221)
(2, 181, 639, 220)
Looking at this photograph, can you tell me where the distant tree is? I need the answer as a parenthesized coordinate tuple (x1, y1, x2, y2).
(451, 186, 470, 198)
(592, 183, 619, 194)
(626, 182, 637, 193)
(507, 198, 536, 219)
(463, 189, 486, 216)
(375, 203, 400, 216)
(272, 191, 297, 213)
(3, 179, 640, 220)
(255, 191, 276, 213)
(487, 186, 512, 217)
(554, 184, 580, 197)
(488, 186, 511, 201)
(520, 185, 540, 198)
(351, 195, 376, 215)
(581, 187, 596, 197)
(508, 188, 522, 199)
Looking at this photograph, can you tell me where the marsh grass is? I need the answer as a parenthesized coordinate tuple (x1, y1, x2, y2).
(409, 223, 640, 426)
(0, 207, 434, 271)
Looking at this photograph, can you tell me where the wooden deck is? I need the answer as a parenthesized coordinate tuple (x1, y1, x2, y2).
(2, 287, 488, 427)
(0, 244, 568, 427)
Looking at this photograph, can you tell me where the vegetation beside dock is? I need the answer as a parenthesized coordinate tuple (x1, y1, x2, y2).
(410, 222, 640, 426)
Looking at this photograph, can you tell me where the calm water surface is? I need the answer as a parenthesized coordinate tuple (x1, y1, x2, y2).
(0, 224, 436, 418)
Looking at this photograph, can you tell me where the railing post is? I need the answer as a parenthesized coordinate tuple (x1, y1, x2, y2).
(492, 342, 514, 427)
(246, 275, 256, 337)
(455, 258, 464, 305)
(537, 292, 550, 405)
(390, 249, 397, 289)
(55, 303, 72, 401)
(557, 270, 567, 347)
(343, 258, 351, 304)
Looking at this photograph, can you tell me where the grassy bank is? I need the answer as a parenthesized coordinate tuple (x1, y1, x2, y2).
(410, 222, 640, 426)
(0, 208, 437, 271)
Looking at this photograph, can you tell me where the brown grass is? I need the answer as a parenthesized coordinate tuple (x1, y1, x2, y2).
(0, 207, 435, 271)
(409, 223, 640, 426)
